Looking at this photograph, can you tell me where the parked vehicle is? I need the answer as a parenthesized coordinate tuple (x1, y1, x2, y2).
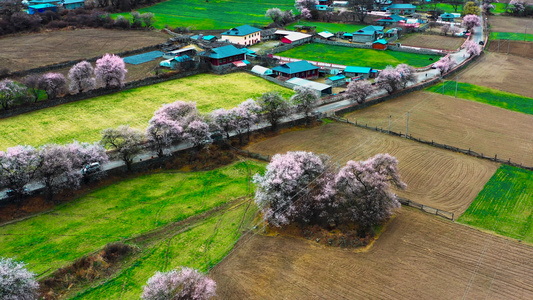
(81, 162, 101, 175)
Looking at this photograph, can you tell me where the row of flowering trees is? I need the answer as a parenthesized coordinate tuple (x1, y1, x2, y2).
(0, 54, 127, 110)
(254, 151, 406, 236)
(0, 141, 108, 200)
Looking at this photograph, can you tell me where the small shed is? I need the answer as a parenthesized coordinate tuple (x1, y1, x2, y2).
(62, 0, 85, 9)
(251, 65, 273, 76)
(28, 3, 56, 14)
(159, 55, 193, 69)
(325, 74, 346, 87)
(317, 31, 335, 40)
(342, 32, 353, 40)
(344, 66, 373, 78)
(286, 77, 332, 96)
(373, 39, 388, 50)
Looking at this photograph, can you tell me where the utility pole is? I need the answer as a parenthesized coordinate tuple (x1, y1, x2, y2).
(405, 112, 409, 138)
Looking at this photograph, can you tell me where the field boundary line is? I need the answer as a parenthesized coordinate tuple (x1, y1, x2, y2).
(397, 197, 455, 221)
(331, 116, 533, 171)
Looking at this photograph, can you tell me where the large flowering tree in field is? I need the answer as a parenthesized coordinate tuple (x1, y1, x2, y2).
(0, 146, 41, 198)
(433, 56, 456, 75)
(100, 125, 144, 171)
(464, 40, 482, 57)
(38, 73, 67, 99)
(233, 99, 261, 144)
(141, 267, 216, 300)
(0, 257, 39, 300)
(375, 66, 402, 94)
(290, 85, 320, 124)
(35, 144, 80, 200)
(344, 79, 374, 104)
(0, 79, 26, 110)
(462, 14, 481, 32)
(95, 53, 127, 88)
(257, 91, 292, 131)
(68, 61, 95, 93)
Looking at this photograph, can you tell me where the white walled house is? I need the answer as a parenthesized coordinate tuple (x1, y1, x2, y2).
(221, 25, 262, 46)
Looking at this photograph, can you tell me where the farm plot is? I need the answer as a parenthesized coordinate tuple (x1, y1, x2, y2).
(0, 29, 168, 72)
(398, 34, 465, 51)
(286, 21, 366, 33)
(456, 52, 533, 98)
(113, 0, 294, 30)
(344, 91, 533, 167)
(459, 165, 533, 243)
(246, 122, 499, 216)
(211, 207, 533, 299)
(0, 72, 292, 150)
(489, 15, 533, 34)
(487, 40, 533, 59)
(276, 43, 440, 69)
(0, 161, 264, 277)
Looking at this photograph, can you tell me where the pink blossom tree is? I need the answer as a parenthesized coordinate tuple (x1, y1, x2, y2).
(300, 7, 312, 19)
(36, 144, 80, 201)
(441, 24, 450, 36)
(344, 79, 374, 104)
(155, 101, 198, 125)
(508, 0, 526, 16)
(66, 140, 109, 169)
(257, 91, 291, 131)
(433, 56, 456, 76)
(95, 53, 127, 89)
(462, 14, 481, 33)
(266, 8, 284, 24)
(0, 79, 26, 110)
(38, 73, 67, 99)
(146, 114, 184, 157)
(0, 257, 39, 300)
(141, 267, 216, 300)
(253, 151, 336, 227)
(464, 39, 482, 57)
(0, 145, 40, 198)
(233, 99, 261, 145)
(68, 61, 96, 93)
(210, 108, 236, 140)
(100, 125, 144, 171)
(22, 74, 41, 103)
(375, 66, 402, 94)
(335, 153, 406, 236)
(185, 119, 211, 149)
(290, 85, 320, 124)
(396, 64, 417, 88)
(295, 0, 317, 11)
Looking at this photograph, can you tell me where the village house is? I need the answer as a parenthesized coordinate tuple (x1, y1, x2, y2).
(275, 30, 313, 45)
(387, 3, 416, 15)
(352, 25, 384, 43)
(325, 74, 346, 87)
(61, 0, 85, 9)
(220, 25, 262, 46)
(271, 61, 319, 79)
(27, 3, 56, 14)
(372, 39, 388, 50)
(344, 66, 374, 79)
(204, 45, 248, 66)
(376, 14, 406, 26)
(440, 13, 455, 22)
(287, 77, 332, 96)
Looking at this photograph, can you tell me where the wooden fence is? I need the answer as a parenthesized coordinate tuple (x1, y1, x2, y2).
(332, 116, 533, 171)
(398, 197, 455, 220)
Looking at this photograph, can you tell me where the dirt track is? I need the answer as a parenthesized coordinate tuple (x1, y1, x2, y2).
(458, 52, 533, 96)
(345, 91, 533, 166)
(0, 29, 168, 72)
(246, 123, 499, 216)
(211, 208, 533, 299)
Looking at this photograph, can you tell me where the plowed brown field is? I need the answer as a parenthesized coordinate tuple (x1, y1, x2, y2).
(487, 40, 533, 59)
(246, 122, 499, 216)
(489, 16, 533, 33)
(457, 52, 533, 97)
(211, 208, 533, 299)
(345, 91, 533, 166)
(399, 34, 465, 50)
(0, 29, 168, 72)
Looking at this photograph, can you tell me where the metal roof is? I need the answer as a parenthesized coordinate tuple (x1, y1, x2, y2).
(327, 74, 346, 81)
(440, 13, 455, 18)
(63, 0, 84, 4)
(373, 39, 388, 44)
(344, 66, 372, 73)
(221, 25, 261, 37)
(353, 25, 384, 35)
(275, 30, 312, 42)
(318, 31, 335, 39)
(271, 60, 319, 74)
(388, 4, 416, 9)
(251, 66, 273, 75)
(286, 78, 331, 92)
(377, 14, 407, 22)
(29, 3, 56, 8)
(207, 45, 247, 59)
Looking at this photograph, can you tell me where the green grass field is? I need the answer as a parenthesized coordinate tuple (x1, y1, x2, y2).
(73, 202, 257, 299)
(0, 73, 292, 150)
(112, 0, 293, 29)
(0, 161, 264, 277)
(491, 3, 508, 14)
(490, 31, 533, 42)
(459, 165, 533, 243)
(286, 21, 366, 33)
(419, 3, 463, 13)
(426, 81, 533, 114)
(277, 43, 440, 69)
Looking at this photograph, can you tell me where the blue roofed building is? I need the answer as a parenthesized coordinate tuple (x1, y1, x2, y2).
(440, 13, 455, 22)
(344, 66, 374, 78)
(221, 25, 262, 46)
(271, 61, 319, 79)
(28, 3, 57, 14)
(325, 74, 346, 87)
(386, 4, 416, 15)
(352, 25, 384, 43)
(204, 45, 248, 66)
(376, 14, 407, 26)
(61, 0, 85, 9)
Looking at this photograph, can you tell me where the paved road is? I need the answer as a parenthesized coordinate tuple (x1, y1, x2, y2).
(0, 19, 486, 200)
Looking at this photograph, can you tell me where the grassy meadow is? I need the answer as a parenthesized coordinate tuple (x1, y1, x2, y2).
(286, 21, 366, 33)
(490, 31, 533, 42)
(459, 165, 533, 243)
(0, 161, 265, 277)
(73, 202, 257, 299)
(0, 73, 292, 150)
(113, 0, 293, 29)
(426, 81, 533, 114)
(276, 43, 440, 69)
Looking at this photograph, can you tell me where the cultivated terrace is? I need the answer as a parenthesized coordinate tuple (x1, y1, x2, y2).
(0, 0, 532, 299)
